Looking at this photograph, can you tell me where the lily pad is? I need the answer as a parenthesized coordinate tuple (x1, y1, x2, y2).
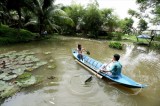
(49, 59, 54, 62)
(31, 65, 39, 70)
(0, 73, 8, 79)
(0, 85, 19, 99)
(25, 64, 34, 67)
(44, 52, 51, 55)
(17, 72, 32, 80)
(36, 61, 47, 67)
(12, 68, 25, 75)
(0, 50, 47, 99)
(25, 55, 34, 61)
(3, 74, 18, 81)
(25, 68, 34, 72)
(47, 64, 56, 69)
(0, 55, 5, 59)
(0, 81, 10, 92)
(17, 76, 37, 87)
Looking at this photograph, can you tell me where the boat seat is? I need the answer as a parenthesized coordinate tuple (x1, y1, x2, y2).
(89, 59, 94, 64)
(93, 61, 98, 67)
(87, 58, 91, 63)
(85, 57, 89, 62)
(83, 55, 86, 59)
(96, 63, 102, 69)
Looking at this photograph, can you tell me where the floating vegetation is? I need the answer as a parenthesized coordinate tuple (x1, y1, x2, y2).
(109, 42, 123, 50)
(17, 76, 37, 88)
(49, 59, 54, 63)
(2, 74, 18, 81)
(47, 64, 56, 69)
(0, 50, 49, 99)
(0, 81, 19, 99)
(17, 72, 32, 80)
(44, 52, 51, 55)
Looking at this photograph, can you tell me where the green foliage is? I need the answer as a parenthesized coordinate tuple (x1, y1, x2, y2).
(83, 2, 103, 38)
(63, 3, 85, 34)
(155, 36, 160, 41)
(0, 25, 36, 45)
(101, 8, 119, 32)
(64, 4, 84, 26)
(136, 0, 160, 25)
(128, 9, 140, 18)
(119, 18, 134, 34)
(0, 0, 73, 35)
(109, 42, 123, 50)
(138, 19, 148, 32)
(150, 42, 160, 50)
(112, 32, 122, 40)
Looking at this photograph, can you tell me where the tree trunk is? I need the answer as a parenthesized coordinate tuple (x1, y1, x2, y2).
(39, 16, 44, 36)
(17, 8, 22, 28)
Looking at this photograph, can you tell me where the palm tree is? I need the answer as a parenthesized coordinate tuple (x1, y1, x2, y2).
(24, 0, 73, 35)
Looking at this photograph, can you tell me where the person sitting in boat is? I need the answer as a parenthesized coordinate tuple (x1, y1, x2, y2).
(98, 54, 122, 78)
(77, 44, 85, 61)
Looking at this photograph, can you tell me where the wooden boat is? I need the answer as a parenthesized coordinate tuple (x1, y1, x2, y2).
(72, 49, 147, 88)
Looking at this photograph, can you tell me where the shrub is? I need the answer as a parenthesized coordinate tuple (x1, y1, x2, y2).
(155, 36, 160, 41)
(151, 42, 160, 50)
(109, 42, 123, 50)
(112, 32, 122, 40)
(0, 25, 36, 45)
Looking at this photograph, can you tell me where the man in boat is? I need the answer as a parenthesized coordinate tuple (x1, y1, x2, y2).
(98, 54, 122, 78)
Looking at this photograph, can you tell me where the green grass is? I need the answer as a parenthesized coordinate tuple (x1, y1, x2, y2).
(122, 34, 148, 43)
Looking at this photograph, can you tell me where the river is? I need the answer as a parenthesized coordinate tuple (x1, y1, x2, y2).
(0, 36, 160, 106)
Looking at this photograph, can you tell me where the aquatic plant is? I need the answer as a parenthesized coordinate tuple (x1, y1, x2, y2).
(0, 50, 48, 99)
(109, 42, 123, 50)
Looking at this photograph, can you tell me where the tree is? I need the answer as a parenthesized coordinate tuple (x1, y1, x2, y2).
(128, 9, 140, 18)
(119, 18, 134, 34)
(138, 18, 148, 33)
(24, 0, 73, 35)
(83, 2, 103, 38)
(63, 3, 85, 33)
(136, 0, 160, 25)
(101, 8, 119, 32)
(5, 0, 28, 28)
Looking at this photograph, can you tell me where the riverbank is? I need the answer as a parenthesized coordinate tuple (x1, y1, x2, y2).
(50, 34, 160, 51)
(0, 25, 159, 51)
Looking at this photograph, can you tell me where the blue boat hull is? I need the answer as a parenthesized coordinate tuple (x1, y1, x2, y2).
(72, 49, 147, 88)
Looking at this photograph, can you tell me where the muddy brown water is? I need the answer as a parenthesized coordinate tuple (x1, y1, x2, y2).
(0, 36, 160, 106)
